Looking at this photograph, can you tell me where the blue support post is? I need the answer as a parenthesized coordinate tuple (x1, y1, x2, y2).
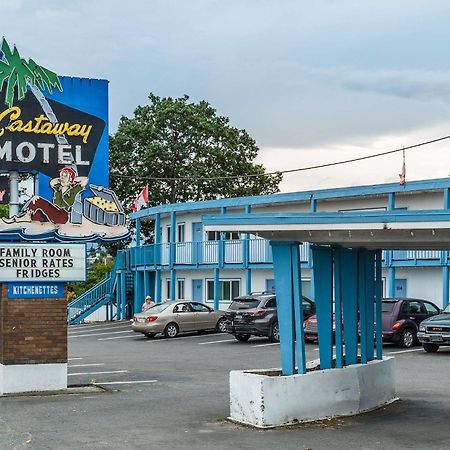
(155, 213, 161, 265)
(170, 211, 176, 301)
(135, 218, 141, 247)
(311, 245, 334, 370)
(155, 270, 161, 303)
(389, 267, 396, 298)
(358, 250, 367, 364)
(214, 268, 220, 310)
(246, 269, 252, 295)
(170, 211, 176, 269)
(443, 265, 449, 309)
(121, 271, 127, 318)
(116, 272, 122, 320)
(444, 188, 450, 209)
(244, 205, 251, 294)
(134, 271, 143, 315)
(341, 248, 359, 365)
(364, 251, 375, 362)
(333, 247, 343, 369)
(388, 192, 395, 211)
(270, 241, 297, 375)
(291, 244, 306, 374)
(170, 270, 176, 301)
(375, 250, 383, 360)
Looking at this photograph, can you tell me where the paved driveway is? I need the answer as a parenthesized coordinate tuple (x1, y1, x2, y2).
(0, 321, 449, 449)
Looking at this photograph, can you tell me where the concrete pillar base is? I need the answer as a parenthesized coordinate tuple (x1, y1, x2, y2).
(0, 363, 67, 395)
(230, 357, 397, 428)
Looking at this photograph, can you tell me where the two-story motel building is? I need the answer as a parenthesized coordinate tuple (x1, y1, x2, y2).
(125, 177, 450, 313)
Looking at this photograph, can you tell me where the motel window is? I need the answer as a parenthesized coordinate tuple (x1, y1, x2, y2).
(166, 226, 171, 243)
(177, 223, 185, 243)
(206, 231, 240, 241)
(206, 279, 240, 302)
(177, 279, 185, 300)
(166, 279, 171, 299)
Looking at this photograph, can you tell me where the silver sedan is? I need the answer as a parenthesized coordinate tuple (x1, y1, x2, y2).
(131, 300, 227, 338)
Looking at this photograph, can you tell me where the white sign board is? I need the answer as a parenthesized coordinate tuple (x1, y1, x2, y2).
(0, 243, 86, 282)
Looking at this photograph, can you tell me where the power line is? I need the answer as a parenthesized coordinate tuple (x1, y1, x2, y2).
(109, 134, 450, 182)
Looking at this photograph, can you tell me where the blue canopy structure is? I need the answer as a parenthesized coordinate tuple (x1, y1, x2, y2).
(203, 209, 450, 375)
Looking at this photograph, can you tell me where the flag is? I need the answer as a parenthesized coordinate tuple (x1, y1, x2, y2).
(130, 185, 149, 212)
(399, 149, 406, 185)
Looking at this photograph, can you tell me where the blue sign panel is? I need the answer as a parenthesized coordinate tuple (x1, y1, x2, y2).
(8, 282, 65, 299)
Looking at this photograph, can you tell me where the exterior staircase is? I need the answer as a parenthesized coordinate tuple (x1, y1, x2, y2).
(67, 251, 131, 324)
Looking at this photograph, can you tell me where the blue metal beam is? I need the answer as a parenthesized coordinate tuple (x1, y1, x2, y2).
(341, 248, 359, 365)
(375, 250, 383, 360)
(333, 247, 343, 369)
(270, 241, 297, 375)
(312, 245, 334, 370)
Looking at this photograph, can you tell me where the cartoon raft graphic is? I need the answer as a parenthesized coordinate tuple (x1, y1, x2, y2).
(83, 185, 126, 227)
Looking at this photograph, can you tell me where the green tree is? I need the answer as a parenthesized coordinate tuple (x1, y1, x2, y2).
(110, 94, 282, 209)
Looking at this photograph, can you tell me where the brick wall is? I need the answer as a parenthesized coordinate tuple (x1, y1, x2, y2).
(0, 284, 67, 365)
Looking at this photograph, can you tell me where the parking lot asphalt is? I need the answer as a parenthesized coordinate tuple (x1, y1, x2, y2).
(0, 321, 449, 450)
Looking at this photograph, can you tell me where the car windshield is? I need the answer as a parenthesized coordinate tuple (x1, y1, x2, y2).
(382, 302, 395, 313)
(143, 303, 170, 314)
(229, 299, 261, 310)
(443, 304, 450, 313)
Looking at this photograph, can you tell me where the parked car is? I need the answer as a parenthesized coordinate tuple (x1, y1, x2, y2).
(303, 298, 440, 348)
(131, 301, 227, 338)
(225, 292, 316, 342)
(417, 303, 450, 352)
(382, 298, 440, 348)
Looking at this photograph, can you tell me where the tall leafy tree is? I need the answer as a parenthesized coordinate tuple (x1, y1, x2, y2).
(110, 94, 282, 207)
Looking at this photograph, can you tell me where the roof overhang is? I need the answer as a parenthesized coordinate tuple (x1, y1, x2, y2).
(203, 210, 450, 250)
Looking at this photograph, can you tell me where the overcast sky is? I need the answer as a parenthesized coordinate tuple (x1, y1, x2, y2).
(3, 0, 450, 192)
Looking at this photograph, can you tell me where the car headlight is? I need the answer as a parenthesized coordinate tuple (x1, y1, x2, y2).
(419, 325, 425, 332)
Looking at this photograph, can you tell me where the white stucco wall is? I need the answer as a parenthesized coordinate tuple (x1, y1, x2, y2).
(395, 267, 443, 307)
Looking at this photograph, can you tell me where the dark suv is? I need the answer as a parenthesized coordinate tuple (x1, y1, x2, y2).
(225, 292, 315, 342)
(382, 298, 440, 348)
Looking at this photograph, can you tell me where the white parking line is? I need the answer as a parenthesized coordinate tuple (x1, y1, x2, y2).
(93, 380, 158, 385)
(68, 370, 128, 376)
(69, 322, 130, 330)
(69, 363, 105, 368)
(69, 325, 132, 334)
(68, 357, 83, 361)
(99, 333, 224, 342)
(251, 342, 279, 348)
(69, 331, 134, 338)
(385, 348, 423, 355)
(98, 335, 142, 341)
(198, 339, 235, 345)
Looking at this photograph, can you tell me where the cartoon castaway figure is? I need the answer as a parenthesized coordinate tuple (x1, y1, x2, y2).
(5, 166, 88, 225)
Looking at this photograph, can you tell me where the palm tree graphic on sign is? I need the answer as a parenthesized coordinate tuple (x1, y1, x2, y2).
(0, 37, 83, 223)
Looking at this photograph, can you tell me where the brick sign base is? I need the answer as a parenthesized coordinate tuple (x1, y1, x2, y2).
(0, 283, 67, 394)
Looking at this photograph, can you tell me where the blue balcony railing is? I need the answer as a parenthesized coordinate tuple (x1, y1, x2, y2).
(127, 240, 448, 269)
(127, 239, 310, 267)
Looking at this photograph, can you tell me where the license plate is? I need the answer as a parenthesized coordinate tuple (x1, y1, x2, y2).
(431, 335, 443, 342)
(138, 318, 145, 323)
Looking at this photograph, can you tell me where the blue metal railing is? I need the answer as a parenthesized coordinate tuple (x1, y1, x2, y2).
(67, 251, 125, 324)
(126, 239, 448, 269)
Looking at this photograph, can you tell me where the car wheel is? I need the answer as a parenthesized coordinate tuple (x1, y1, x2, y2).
(164, 323, 179, 338)
(144, 332, 156, 338)
(234, 334, 250, 342)
(216, 318, 227, 333)
(423, 343, 439, 353)
(269, 321, 279, 343)
(399, 328, 415, 348)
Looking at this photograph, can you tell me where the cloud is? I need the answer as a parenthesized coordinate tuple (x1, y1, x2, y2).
(314, 67, 450, 104)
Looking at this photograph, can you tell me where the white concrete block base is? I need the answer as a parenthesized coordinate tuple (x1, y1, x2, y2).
(230, 357, 397, 428)
(0, 363, 67, 395)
